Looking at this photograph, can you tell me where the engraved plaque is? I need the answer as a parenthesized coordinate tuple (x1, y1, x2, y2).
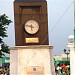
(26, 66, 44, 75)
(25, 38, 39, 43)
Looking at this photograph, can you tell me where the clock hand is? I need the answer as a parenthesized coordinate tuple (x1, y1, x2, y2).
(25, 25, 31, 27)
(25, 24, 34, 31)
(30, 24, 34, 31)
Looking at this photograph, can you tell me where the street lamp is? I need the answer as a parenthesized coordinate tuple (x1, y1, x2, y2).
(63, 49, 70, 61)
(68, 35, 74, 43)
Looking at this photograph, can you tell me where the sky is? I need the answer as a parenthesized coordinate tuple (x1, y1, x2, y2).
(0, 0, 74, 55)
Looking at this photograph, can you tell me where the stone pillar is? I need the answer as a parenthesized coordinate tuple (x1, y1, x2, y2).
(10, 45, 55, 75)
(67, 43, 75, 75)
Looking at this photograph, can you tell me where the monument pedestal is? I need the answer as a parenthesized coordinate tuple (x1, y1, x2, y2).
(10, 45, 55, 75)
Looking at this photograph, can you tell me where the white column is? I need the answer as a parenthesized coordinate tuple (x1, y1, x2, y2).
(67, 43, 75, 75)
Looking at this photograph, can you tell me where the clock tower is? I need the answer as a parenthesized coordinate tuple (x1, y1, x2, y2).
(10, 0, 55, 75)
(14, 0, 49, 46)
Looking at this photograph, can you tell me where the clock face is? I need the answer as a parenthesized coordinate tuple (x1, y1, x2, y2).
(25, 20, 39, 34)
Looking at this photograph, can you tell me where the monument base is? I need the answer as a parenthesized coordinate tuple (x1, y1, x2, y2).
(10, 45, 55, 75)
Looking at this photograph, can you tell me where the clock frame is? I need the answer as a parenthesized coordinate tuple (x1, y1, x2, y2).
(14, 0, 49, 45)
(24, 20, 39, 34)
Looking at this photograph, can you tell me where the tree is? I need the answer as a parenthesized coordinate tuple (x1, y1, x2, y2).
(0, 14, 12, 57)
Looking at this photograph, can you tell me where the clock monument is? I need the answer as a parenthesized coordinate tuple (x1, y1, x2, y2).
(14, 0, 49, 45)
(10, 0, 55, 75)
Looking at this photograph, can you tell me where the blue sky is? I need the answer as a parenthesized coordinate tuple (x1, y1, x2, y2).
(0, 0, 74, 55)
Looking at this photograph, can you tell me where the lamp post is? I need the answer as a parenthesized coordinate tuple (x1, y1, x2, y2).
(67, 35, 74, 75)
(63, 49, 70, 61)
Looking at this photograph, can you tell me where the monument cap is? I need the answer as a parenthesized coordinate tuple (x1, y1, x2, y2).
(15, 0, 46, 2)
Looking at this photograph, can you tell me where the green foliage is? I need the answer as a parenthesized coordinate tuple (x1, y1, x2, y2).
(0, 14, 12, 38)
(0, 14, 12, 57)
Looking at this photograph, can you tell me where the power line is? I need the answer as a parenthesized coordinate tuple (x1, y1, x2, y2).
(50, 1, 73, 33)
(41, 1, 73, 45)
